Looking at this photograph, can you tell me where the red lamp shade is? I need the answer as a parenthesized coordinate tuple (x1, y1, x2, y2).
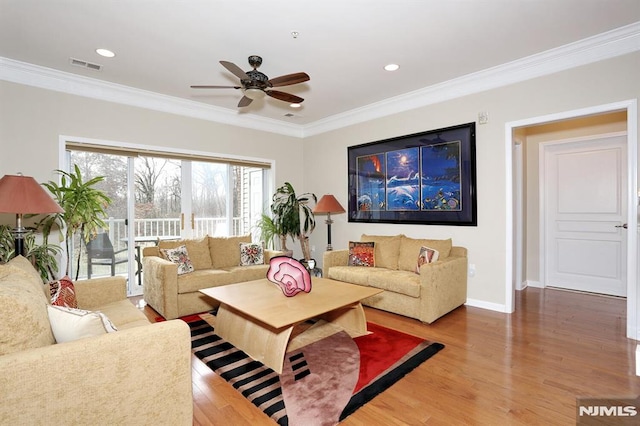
(0, 174, 63, 214)
(313, 195, 345, 251)
(313, 194, 345, 214)
(0, 173, 63, 257)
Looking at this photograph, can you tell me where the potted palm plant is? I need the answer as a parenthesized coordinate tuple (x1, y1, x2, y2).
(270, 182, 317, 261)
(0, 224, 61, 282)
(38, 165, 112, 280)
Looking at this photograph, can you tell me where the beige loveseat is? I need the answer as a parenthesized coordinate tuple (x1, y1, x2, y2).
(323, 234, 468, 324)
(0, 255, 193, 425)
(143, 235, 282, 319)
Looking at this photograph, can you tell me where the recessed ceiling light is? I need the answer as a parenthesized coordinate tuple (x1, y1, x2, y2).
(384, 63, 400, 71)
(96, 48, 115, 58)
(290, 103, 301, 108)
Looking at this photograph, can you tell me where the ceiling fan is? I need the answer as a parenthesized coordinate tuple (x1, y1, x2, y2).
(191, 55, 310, 108)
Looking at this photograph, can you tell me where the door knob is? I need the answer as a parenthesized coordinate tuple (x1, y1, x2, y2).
(615, 223, 628, 229)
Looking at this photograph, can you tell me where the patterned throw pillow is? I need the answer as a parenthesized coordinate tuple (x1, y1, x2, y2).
(160, 245, 195, 275)
(416, 246, 440, 273)
(50, 276, 78, 308)
(348, 241, 375, 267)
(240, 242, 265, 266)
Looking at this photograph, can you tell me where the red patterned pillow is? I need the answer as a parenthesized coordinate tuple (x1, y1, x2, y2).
(50, 276, 78, 308)
(348, 241, 375, 267)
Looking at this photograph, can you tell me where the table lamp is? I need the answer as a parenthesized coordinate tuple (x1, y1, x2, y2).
(0, 173, 64, 257)
(313, 194, 345, 251)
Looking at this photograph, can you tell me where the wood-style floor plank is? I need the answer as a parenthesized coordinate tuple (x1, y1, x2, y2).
(133, 287, 640, 425)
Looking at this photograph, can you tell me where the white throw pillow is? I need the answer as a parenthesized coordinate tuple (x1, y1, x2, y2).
(47, 305, 117, 343)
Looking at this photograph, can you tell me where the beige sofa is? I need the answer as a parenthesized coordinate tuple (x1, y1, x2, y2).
(143, 235, 282, 319)
(323, 234, 468, 324)
(0, 255, 193, 425)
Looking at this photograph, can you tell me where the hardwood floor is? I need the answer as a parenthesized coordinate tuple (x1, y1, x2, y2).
(133, 288, 640, 425)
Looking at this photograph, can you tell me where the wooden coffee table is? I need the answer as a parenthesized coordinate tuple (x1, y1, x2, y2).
(199, 277, 382, 373)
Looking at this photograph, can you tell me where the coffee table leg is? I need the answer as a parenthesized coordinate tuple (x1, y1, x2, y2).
(318, 302, 370, 337)
(215, 303, 293, 374)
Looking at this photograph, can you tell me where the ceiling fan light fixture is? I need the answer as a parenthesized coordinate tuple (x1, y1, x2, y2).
(384, 63, 400, 71)
(243, 88, 266, 100)
(290, 103, 301, 108)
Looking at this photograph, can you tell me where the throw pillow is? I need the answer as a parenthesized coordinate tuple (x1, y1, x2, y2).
(240, 242, 265, 266)
(160, 245, 195, 275)
(47, 305, 117, 343)
(416, 246, 440, 273)
(348, 241, 375, 267)
(50, 276, 78, 308)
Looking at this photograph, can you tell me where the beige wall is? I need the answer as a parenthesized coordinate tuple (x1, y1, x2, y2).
(522, 111, 628, 284)
(1, 51, 638, 310)
(0, 81, 304, 242)
(303, 51, 640, 309)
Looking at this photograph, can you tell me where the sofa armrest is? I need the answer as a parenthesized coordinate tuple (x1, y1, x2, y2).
(418, 255, 468, 323)
(264, 249, 287, 262)
(323, 249, 349, 275)
(0, 320, 193, 425)
(143, 256, 179, 320)
(74, 276, 128, 310)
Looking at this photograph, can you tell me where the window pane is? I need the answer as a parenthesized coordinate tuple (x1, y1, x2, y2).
(192, 161, 228, 237)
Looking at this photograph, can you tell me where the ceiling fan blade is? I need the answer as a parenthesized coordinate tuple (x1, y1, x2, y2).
(238, 96, 253, 107)
(268, 72, 310, 87)
(190, 85, 241, 89)
(220, 61, 250, 80)
(266, 90, 304, 104)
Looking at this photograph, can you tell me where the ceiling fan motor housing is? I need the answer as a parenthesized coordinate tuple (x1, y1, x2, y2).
(243, 70, 270, 90)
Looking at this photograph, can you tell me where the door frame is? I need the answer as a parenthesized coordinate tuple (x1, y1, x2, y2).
(504, 99, 638, 340)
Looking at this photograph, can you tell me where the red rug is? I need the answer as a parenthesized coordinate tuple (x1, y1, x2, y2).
(180, 313, 443, 425)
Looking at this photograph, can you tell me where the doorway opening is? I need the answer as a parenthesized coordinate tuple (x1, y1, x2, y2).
(506, 100, 638, 340)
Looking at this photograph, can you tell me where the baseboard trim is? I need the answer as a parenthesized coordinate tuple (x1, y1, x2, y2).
(465, 298, 508, 313)
(525, 280, 543, 288)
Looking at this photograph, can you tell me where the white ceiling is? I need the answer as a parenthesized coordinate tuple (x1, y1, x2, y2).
(1, 0, 639, 134)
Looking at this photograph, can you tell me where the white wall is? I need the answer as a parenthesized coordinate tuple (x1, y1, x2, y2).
(303, 52, 640, 310)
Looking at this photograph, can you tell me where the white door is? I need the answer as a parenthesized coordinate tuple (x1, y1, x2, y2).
(543, 134, 627, 297)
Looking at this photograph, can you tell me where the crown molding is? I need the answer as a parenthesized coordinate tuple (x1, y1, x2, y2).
(303, 21, 640, 137)
(1, 22, 639, 138)
(0, 57, 305, 138)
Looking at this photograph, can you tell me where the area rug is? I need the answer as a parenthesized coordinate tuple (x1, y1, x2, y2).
(181, 312, 444, 426)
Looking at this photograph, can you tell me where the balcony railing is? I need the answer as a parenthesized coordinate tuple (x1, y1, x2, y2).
(73, 216, 244, 280)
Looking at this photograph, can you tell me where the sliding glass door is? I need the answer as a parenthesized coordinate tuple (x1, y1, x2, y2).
(65, 145, 270, 295)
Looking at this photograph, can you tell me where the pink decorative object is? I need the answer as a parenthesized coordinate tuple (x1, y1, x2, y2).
(267, 256, 312, 297)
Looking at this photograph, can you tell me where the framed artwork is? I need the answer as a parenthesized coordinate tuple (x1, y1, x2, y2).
(348, 122, 477, 226)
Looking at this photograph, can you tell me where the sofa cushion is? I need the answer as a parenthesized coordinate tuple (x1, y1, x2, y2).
(239, 242, 264, 266)
(47, 305, 117, 343)
(159, 236, 212, 270)
(348, 241, 375, 267)
(208, 235, 252, 268)
(327, 265, 373, 287)
(97, 299, 150, 329)
(398, 236, 452, 272)
(360, 234, 401, 270)
(176, 265, 270, 294)
(0, 263, 56, 355)
(367, 269, 421, 298)
(8, 255, 47, 299)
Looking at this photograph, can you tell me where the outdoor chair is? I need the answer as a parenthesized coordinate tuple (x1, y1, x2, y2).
(85, 232, 128, 278)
